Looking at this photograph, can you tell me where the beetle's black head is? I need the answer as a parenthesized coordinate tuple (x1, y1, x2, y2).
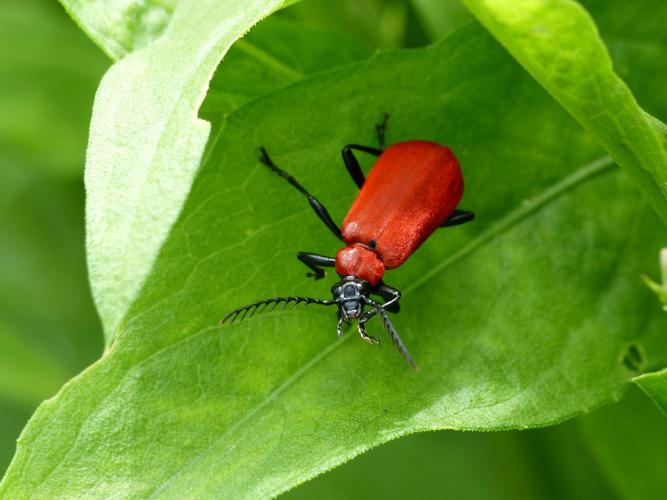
(331, 276, 371, 320)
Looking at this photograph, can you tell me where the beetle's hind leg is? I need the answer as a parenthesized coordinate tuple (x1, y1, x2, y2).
(375, 112, 389, 149)
(339, 113, 389, 189)
(372, 282, 401, 313)
(341, 144, 381, 189)
(297, 252, 335, 280)
(258, 147, 343, 241)
(441, 209, 475, 227)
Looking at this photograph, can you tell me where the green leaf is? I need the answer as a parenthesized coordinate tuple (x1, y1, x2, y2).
(2, 24, 665, 497)
(70, 0, 298, 343)
(461, 0, 667, 226)
(579, 385, 667, 500)
(200, 17, 371, 118)
(409, 0, 472, 41)
(634, 368, 667, 417)
(283, 0, 430, 48)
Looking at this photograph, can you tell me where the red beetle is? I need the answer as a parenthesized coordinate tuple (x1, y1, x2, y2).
(222, 115, 473, 366)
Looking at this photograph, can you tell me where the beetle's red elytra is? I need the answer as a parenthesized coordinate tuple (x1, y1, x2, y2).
(222, 115, 473, 367)
(338, 141, 463, 285)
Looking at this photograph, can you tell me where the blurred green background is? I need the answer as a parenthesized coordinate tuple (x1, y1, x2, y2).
(1, 1, 665, 498)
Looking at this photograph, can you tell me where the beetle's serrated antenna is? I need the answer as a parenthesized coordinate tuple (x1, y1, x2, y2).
(220, 297, 336, 325)
(376, 307, 417, 369)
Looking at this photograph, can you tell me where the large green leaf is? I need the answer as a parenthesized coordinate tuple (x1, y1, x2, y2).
(461, 0, 667, 226)
(2, 24, 664, 497)
(65, 0, 299, 343)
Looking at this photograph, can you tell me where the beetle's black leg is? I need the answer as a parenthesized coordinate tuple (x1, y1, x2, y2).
(440, 209, 475, 227)
(340, 114, 389, 189)
(341, 144, 382, 189)
(297, 252, 335, 280)
(376, 112, 389, 149)
(358, 313, 380, 345)
(259, 147, 342, 241)
(372, 282, 401, 313)
(364, 296, 416, 368)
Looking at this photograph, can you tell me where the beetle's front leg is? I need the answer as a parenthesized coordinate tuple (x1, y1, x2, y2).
(372, 283, 401, 313)
(440, 209, 475, 227)
(336, 316, 344, 337)
(297, 251, 335, 280)
(357, 311, 380, 345)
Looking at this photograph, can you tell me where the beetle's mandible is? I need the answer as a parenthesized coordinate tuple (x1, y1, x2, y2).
(221, 114, 474, 367)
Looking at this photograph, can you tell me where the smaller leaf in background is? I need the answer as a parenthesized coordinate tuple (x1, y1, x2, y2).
(409, 0, 472, 41)
(77, 0, 299, 344)
(634, 369, 667, 418)
(200, 17, 370, 118)
(579, 386, 667, 500)
(283, 0, 431, 48)
(461, 0, 667, 225)
(642, 248, 667, 310)
(0, 1, 108, 177)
